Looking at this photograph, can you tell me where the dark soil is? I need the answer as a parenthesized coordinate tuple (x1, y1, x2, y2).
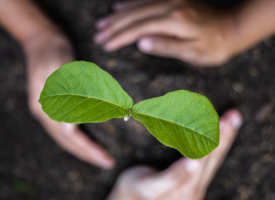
(1, 0, 275, 200)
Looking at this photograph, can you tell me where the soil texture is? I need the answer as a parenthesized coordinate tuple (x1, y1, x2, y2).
(0, 0, 275, 200)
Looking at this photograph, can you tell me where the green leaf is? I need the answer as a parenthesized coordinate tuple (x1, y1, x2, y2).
(131, 90, 219, 159)
(39, 61, 133, 123)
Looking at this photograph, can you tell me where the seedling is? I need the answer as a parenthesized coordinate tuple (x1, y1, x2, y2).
(39, 61, 219, 159)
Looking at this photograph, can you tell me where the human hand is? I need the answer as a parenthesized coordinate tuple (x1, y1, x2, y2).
(107, 109, 242, 200)
(94, 0, 241, 66)
(25, 31, 114, 169)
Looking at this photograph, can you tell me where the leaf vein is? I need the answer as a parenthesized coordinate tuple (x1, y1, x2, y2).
(172, 96, 202, 122)
(51, 78, 71, 93)
(194, 121, 218, 130)
(183, 109, 213, 127)
(58, 71, 71, 92)
(192, 130, 204, 156)
(40, 94, 128, 111)
(133, 111, 218, 144)
(51, 96, 73, 115)
(80, 64, 104, 98)
(68, 100, 106, 122)
(102, 71, 119, 104)
(158, 95, 183, 117)
(182, 127, 196, 157)
(57, 97, 89, 121)
(43, 96, 61, 112)
(158, 119, 180, 150)
(63, 67, 89, 96)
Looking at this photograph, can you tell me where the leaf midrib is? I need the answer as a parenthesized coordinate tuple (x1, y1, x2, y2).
(132, 111, 218, 144)
(40, 93, 130, 111)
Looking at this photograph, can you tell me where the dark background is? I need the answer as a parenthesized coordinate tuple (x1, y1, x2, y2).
(0, 0, 275, 199)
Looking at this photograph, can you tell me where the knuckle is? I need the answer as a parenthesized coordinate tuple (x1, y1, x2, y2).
(181, 42, 231, 66)
(210, 50, 230, 66)
(151, 39, 164, 53)
(179, 49, 200, 65)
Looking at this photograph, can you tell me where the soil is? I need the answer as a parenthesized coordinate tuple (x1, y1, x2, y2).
(1, 0, 275, 200)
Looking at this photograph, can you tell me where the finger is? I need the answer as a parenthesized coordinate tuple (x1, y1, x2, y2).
(107, 166, 156, 200)
(198, 109, 242, 188)
(154, 158, 200, 200)
(95, 0, 180, 34)
(102, 15, 196, 51)
(153, 157, 199, 187)
(37, 109, 115, 169)
(138, 36, 200, 63)
(133, 157, 198, 200)
(158, 109, 242, 200)
(59, 124, 116, 169)
(28, 53, 114, 169)
(182, 109, 242, 199)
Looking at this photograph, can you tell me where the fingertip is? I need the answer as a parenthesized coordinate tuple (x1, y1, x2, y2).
(71, 128, 115, 169)
(138, 37, 153, 52)
(99, 157, 115, 169)
(168, 157, 200, 176)
(181, 158, 199, 174)
(94, 32, 106, 44)
(219, 109, 242, 142)
(96, 19, 108, 30)
(230, 111, 243, 129)
(90, 146, 116, 169)
(222, 109, 243, 130)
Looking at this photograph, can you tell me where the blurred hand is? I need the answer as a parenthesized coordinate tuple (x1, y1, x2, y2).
(107, 109, 242, 200)
(95, 0, 239, 66)
(25, 31, 114, 169)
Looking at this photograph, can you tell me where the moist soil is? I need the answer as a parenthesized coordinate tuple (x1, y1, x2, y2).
(0, 0, 275, 200)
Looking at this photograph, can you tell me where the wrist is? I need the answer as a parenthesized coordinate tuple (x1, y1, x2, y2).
(24, 29, 74, 72)
(227, 0, 275, 56)
(0, 0, 61, 47)
(23, 29, 69, 54)
(21, 26, 61, 49)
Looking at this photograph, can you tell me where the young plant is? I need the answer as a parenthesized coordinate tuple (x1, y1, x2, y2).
(39, 61, 219, 159)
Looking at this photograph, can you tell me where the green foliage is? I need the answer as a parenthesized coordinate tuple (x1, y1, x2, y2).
(39, 61, 133, 123)
(39, 61, 219, 159)
(131, 91, 219, 159)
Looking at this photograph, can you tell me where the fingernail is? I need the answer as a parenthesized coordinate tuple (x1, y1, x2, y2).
(230, 112, 243, 129)
(61, 123, 74, 134)
(96, 19, 108, 29)
(100, 158, 115, 169)
(182, 159, 199, 174)
(94, 32, 106, 43)
(138, 37, 153, 52)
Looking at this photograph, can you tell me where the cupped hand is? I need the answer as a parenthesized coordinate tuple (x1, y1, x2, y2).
(95, 0, 239, 66)
(25, 31, 114, 169)
(107, 109, 243, 200)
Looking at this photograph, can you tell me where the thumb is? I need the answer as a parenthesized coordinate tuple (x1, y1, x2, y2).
(138, 36, 198, 63)
(41, 117, 115, 169)
(141, 158, 200, 198)
(63, 124, 115, 169)
(153, 157, 200, 185)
